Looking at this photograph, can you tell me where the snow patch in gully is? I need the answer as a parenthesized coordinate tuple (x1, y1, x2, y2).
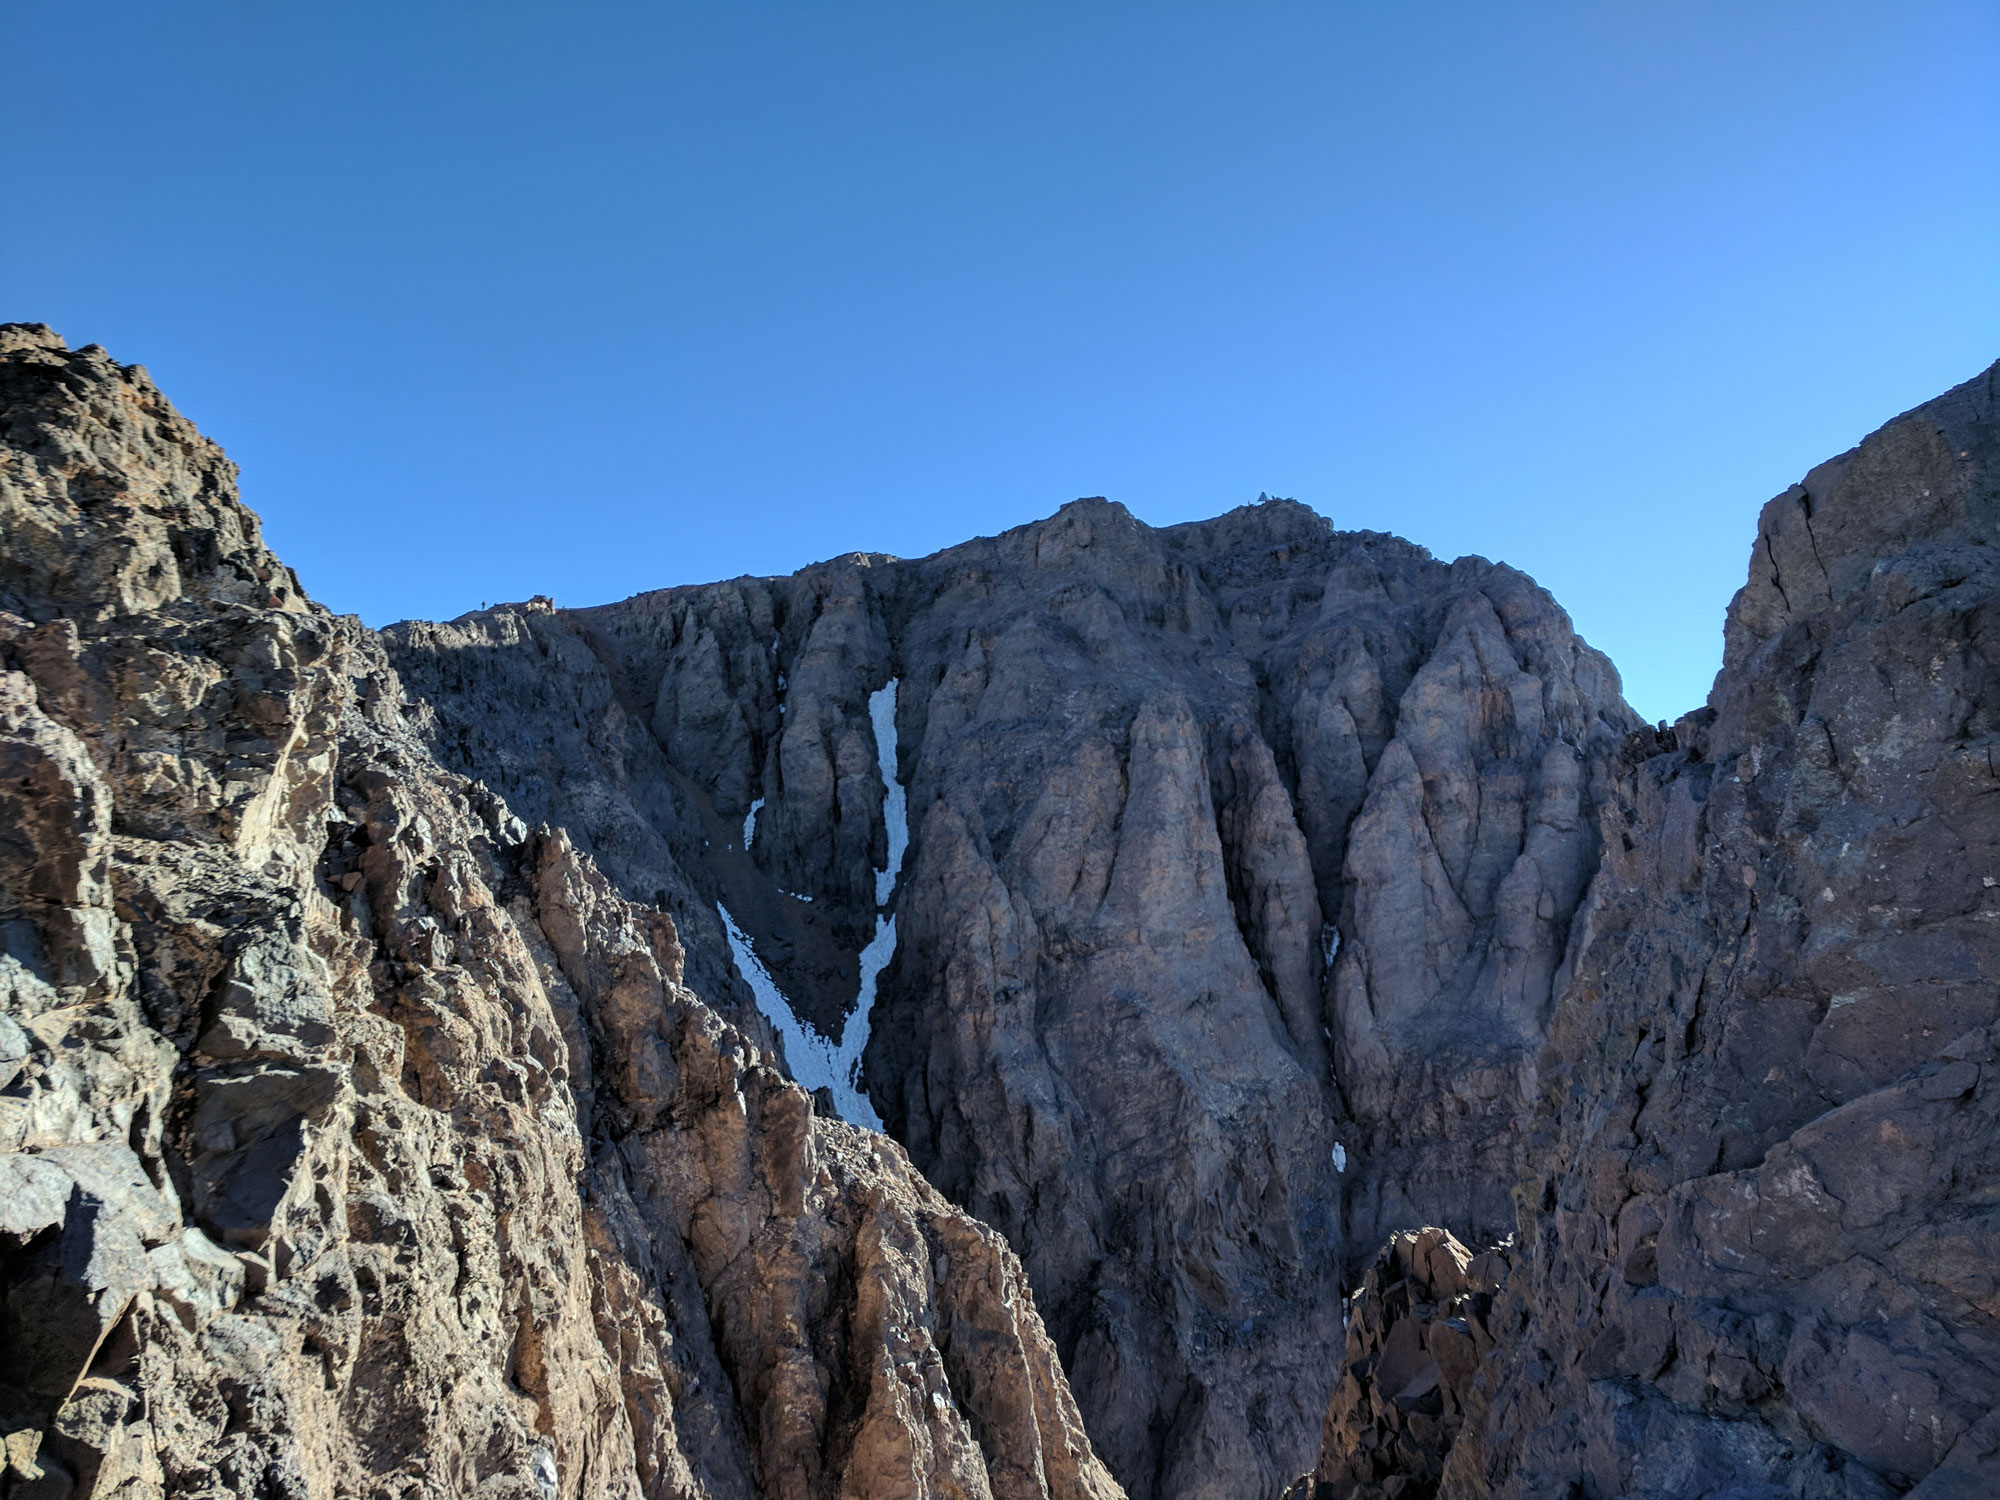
(717, 901, 882, 1129)
(716, 678, 905, 1132)
(872, 680, 907, 906)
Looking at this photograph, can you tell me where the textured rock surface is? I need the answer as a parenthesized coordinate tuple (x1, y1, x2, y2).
(0, 324, 1121, 1500)
(1293, 363, 2000, 1498)
(1285, 1228, 1509, 1500)
(387, 490, 1636, 1498)
(40, 313, 1985, 1500)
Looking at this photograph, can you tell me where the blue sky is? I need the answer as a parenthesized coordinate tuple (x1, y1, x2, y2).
(5, 3, 1995, 722)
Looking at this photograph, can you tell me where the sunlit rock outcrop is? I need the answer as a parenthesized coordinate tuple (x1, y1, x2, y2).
(21, 314, 1981, 1500)
(0, 324, 1121, 1500)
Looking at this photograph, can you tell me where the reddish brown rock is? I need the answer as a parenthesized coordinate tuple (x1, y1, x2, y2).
(0, 325, 1122, 1500)
(1283, 1228, 1510, 1500)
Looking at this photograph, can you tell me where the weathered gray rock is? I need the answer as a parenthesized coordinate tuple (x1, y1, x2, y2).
(389, 484, 1635, 1498)
(39, 313, 1986, 1500)
(0, 324, 1122, 1500)
(1281, 364, 2000, 1498)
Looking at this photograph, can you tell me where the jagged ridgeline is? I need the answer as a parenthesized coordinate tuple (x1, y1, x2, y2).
(1, 321, 1995, 1500)
(381, 440, 1636, 1493)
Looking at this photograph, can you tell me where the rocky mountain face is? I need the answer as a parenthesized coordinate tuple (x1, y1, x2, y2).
(0, 324, 1120, 1500)
(13, 315, 1985, 1500)
(1450, 363, 2000, 1500)
(1298, 363, 2000, 1499)
(383, 484, 1636, 1497)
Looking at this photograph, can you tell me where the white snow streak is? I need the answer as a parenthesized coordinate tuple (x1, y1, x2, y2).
(710, 678, 907, 1133)
(717, 901, 882, 1130)
(825, 676, 906, 1126)
(872, 680, 907, 906)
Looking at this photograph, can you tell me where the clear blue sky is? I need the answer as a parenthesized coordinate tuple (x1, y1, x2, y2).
(5, 3, 1995, 722)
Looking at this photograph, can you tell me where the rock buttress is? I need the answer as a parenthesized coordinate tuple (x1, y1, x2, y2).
(0, 324, 1124, 1500)
(1282, 363, 2000, 1499)
(1449, 359, 2000, 1500)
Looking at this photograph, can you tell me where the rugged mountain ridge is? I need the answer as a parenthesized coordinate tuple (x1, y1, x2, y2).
(384, 478, 1637, 1497)
(9, 316, 1989, 1500)
(1447, 360, 2000, 1499)
(0, 324, 1120, 1500)
(1298, 362, 2000, 1498)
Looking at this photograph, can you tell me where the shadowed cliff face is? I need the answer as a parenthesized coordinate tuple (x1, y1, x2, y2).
(387, 487, 1636, 1497)
(1446, 362, 2000, 1500)
(0, 325, 1122, 1500)
(1295, 363, 2000, 1500)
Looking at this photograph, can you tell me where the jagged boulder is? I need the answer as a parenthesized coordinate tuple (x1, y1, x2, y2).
(1284, 1228, 1510, 1500)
